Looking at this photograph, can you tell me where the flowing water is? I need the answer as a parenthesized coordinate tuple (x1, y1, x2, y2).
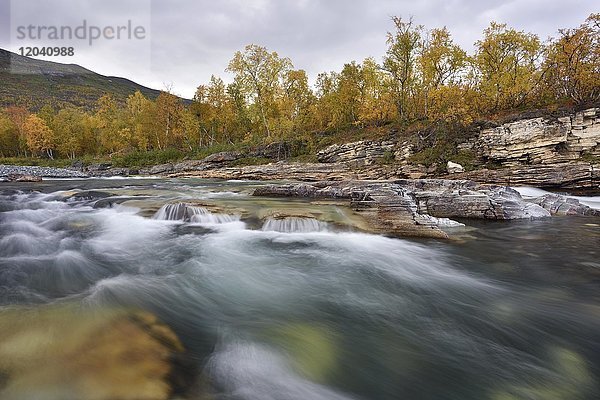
(0, 178, 599, 400)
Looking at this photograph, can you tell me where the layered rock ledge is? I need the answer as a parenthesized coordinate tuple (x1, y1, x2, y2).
(253, 179, 553, 238)
(446, 163, 599, 191)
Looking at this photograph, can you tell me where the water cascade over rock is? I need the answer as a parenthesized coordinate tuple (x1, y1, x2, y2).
(262, 217, 329, 233)
(153, 202, 239, 224)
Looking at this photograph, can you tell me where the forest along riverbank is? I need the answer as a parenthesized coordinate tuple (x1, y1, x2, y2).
(0, 178, 599, 400)
(3, 107, 600, 188)
(162, 106, 600, 192)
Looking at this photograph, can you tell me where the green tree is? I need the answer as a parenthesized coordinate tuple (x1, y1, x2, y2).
(53, 108, 89, 159)
(192, 77, 237, 146)
(4, 106, 30, 156)
(227, 44, 293, 139)
(95, 94, 130, 154)
(0, 114, 19, 157)
(280, 69, 315, 135)
(37, 105, 56, 127)
(383, 17, 423, 121)
(357, 58, 396, 126)
(126, 91, 153, 150)
(419, 27, 468, 119)
(474, 22, 543, 112)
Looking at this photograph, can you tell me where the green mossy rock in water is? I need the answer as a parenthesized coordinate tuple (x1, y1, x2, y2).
(0, 305, 186, 400)
(489, 347, 593, 400)
(267, 323, 338, 383)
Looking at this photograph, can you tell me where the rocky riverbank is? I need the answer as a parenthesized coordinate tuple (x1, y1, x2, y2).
(2, 161, 597, 239)
(253, 179, 599, 238)
(163, 107, 600, 191)
(2, 108, 599, 192)
(0, 165, 88, 181)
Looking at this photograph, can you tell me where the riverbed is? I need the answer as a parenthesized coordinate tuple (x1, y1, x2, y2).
(1, 178, 599, 400)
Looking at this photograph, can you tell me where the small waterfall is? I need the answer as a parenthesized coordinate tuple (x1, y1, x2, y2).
(189, 208, 239, 224)
(262, 217, 328, 233)
(153, 203, 238, 224)
(153, 203, 189, 221)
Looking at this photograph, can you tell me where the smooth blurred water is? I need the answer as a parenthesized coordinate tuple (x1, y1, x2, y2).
(1, 179, 599, 400)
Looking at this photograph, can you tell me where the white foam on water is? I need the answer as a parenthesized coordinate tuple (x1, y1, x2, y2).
(207, 341, 356, 400)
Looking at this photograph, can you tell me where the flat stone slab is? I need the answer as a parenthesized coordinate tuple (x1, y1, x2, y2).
(253, 179, 552, 238)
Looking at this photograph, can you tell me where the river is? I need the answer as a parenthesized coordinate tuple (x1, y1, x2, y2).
(0, 178, 599, 400)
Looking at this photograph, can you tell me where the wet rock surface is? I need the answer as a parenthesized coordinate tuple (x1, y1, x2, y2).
(531, 193, 600, 217)
(448, 163, 599, 191)
(0, 305, 191, 400)
(253, 179, 552, 238)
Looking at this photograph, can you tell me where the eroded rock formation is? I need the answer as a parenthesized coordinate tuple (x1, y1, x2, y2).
(253, 179, 551, 238)
(317, 140, 395, 165)
(473, 108, 599, 167)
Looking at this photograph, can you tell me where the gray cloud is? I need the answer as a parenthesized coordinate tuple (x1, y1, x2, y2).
(1, 0, 597, 98)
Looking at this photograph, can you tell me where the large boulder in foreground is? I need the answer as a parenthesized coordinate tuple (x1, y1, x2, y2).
(0, 305, 190, 400)
(253, 179, 551, 238)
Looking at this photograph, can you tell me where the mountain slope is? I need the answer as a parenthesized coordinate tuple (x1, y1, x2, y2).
(0, 48, 164, 110)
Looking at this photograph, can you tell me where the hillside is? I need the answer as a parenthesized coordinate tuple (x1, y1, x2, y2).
(0, 48, 163, 110)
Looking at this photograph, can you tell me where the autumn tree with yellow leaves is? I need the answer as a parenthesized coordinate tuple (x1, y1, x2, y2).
(24, 115, 55, 159)
(544, 14, 600, 105)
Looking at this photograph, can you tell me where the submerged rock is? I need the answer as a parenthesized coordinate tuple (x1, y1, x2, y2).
(0, 305, 189, 400)
(67, 190, 113, 201)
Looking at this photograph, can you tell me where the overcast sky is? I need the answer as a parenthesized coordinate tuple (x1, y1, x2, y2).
(1, 0, 598, 98)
